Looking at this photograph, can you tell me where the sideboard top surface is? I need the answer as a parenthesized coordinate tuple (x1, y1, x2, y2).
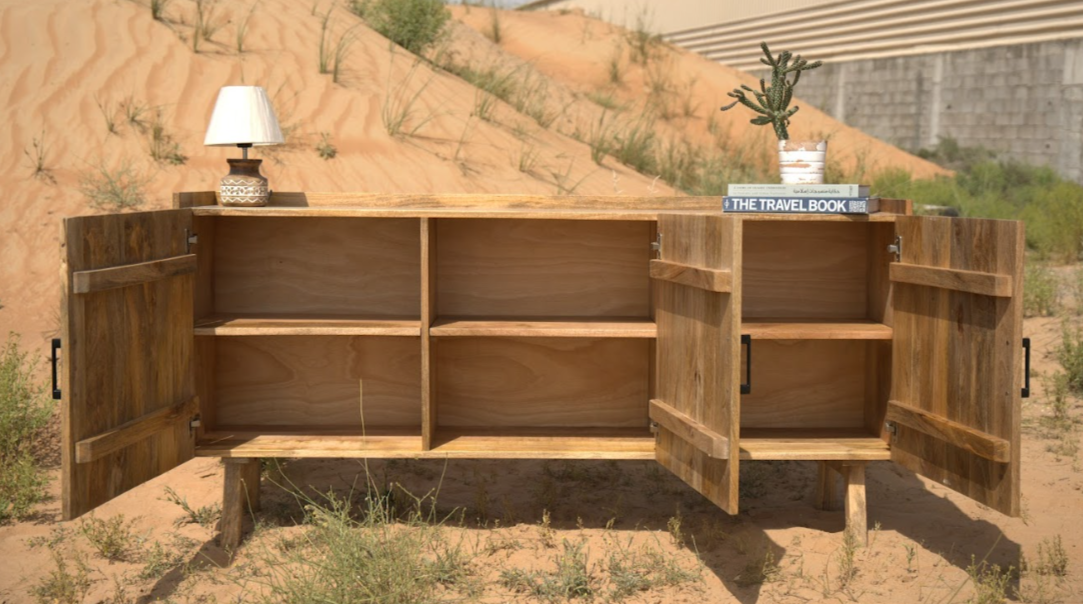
(182, 192, 909, 222)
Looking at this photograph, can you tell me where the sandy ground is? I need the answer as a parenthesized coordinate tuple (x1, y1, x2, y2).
(0, 1, 1066, 603)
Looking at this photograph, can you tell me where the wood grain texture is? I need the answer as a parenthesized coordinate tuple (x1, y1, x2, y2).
(220, 458, 259, 552)
(649, 259, 732, 292)
(213, 217, 421, 317)
(198, 429, 422, 457)
(62, 209, 195, 519)
(436, 219, 651, 317)
(430, 318, 657, 338)
(422, 218, 437, 450)
(742, 221, 870, 318)
(890, 216, 1023, 516)
(75, 397, 198, 463)
(742, 319, 891, 340)
(816, 462, 838, 510)
(435, 337, 649, 428)
(195, 428, 653, 459)
(649, 399, 729, 458)
(72, 254, 196, 294)
(843, 463, 868, 544)
(212, 336, 421, 428)
(890, 264, 1013, 297)
(173, 191, 218, 209)
(236, 192, 720, 212)
(739, 429, 890, 460)
(887, 400, 1011, 462)
(654, 214, 740, 514)
(866, 223, 895, 439)
(741, 340, 868, 429)
(430, 428, 654, 459)
(194, 314, 421, 336)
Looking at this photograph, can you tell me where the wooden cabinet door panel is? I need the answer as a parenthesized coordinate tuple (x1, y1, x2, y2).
(61, 209, 196, 519)
(889, 216, 1023, 516)
(651, 214, 741, 514)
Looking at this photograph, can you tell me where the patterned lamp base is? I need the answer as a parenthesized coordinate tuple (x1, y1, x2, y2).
(219, 159, 270, 206)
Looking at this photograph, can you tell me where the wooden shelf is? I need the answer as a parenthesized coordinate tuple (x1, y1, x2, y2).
(196, 427, 655, 459)
(194, 314, 422, 336)
(739, 428, 890, 460)
(742, 319, 892, 340)
(430, 317, 657, 338)
(430, 428, 655, 459)
(197, 427, 423, 458)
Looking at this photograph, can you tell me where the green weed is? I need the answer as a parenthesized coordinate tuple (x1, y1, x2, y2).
(316, 132, 337, 159)
(349, 0, 449, 55)
(79, 162, 148, 211)
(0, 335, 53, 524)
(381, 55, 437, 137)
(23, 129, 54, 184)
(235, 1, 258, 53)
(735, 550, 780, 586)
(1057, 323, 1083, 394)
(150, 0, 172, 21)
(966, 558, 1013, 604)
(1024, 261, 1059, 318)
(79, 514, 138, 562)
(163, 486, 221, 528)
(148, 108, 187, 165)
(31, 548, 91, 604)
(500, 539, 596, 602)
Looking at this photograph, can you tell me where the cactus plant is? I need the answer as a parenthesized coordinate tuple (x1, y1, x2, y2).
(720, 42, 822, 141)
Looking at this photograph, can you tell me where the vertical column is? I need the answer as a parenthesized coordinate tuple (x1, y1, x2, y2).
(220, 457, 260, 553)
(843, 462, 868, 545)
(421, 218, 437, 450)
(815, 461, 838, 511)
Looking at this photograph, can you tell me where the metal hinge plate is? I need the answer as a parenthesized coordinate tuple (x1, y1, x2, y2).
(884, 420, 897, 438)
(887, 235, 902, 262)
(185, 228, 198, 253)
(650, 233, 662, 258)
(189, 414, 202, 434)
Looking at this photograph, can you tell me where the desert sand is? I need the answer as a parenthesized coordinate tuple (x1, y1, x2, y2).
(0, 1, 1077, 603)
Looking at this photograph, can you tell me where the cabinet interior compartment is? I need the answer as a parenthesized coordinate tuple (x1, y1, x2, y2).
(430, 337, 653, 455)
(435, 219, 651, 319)
(197, 216, 422, 322)
(197, 335, 422, 434)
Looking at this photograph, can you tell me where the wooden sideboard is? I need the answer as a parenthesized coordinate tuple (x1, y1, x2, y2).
(58, 192, 1025, 549)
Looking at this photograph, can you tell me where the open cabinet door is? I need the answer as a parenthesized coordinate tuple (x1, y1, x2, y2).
(888, 216, 1024, 516)
(61, 210, 198, 519)
(650, 214, 741, 514)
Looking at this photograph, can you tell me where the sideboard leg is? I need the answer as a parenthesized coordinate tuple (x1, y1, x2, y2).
(815, 461, 838, 510)
(221, 457, 261, 553)
(842, 462, 868, 545)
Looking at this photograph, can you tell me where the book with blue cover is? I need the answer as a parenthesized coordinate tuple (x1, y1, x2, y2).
(722, 196, 879, 214)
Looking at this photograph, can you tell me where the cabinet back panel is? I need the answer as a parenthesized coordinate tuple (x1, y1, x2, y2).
(212, 336, 421, 427)
(213, 217, 421, 316)
(436, 220, 650, 317)
(742, 221, 869, 318)
(741, 340, 867, 428)
(436, 337, 649, 427)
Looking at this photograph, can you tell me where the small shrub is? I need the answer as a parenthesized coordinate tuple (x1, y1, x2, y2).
(735, 550, 780, 586)
(607, 44, 623, 84)
(500, 539, 596, 602)
(121, 95, 148, 133)
(1032, 535, 1069, 577)
(1056, 323, 1083, 394)
(349, 0, 450, 55)
(967, 558, 1013, 604)
(1024, 262, 1059, 318)
(79, 163, 148, 211)
(31, 549, 91, 604)
(605, 536, 700, 599)
(24, 129, 55, 184)
(163, 486, 220, 528)
(625, 11, 660, 65)
(316, 132, 337, 159)
(95, 96, 119, 135)
(192, 0, 223, 52)
(381, 55, 437, 137)
(140, 540, 184, 580)
(148, 109, 187, 165)
(79, 514, 137, 562)
(0, 335, 53, 524)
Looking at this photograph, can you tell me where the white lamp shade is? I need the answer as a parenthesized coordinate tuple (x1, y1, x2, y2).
(203, 86, 284, 147)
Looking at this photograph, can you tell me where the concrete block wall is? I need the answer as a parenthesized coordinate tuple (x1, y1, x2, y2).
(751, 39, 1083, 183)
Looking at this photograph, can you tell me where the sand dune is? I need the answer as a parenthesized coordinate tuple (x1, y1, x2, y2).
(0, 0, 945, 349)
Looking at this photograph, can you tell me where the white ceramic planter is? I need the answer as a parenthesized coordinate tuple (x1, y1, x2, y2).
(778, 140, 827, 185)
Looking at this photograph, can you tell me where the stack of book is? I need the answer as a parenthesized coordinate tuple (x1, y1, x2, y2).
(723, 184, 877, 214)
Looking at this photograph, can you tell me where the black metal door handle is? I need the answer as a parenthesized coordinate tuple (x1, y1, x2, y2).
(1022, 337, 1031, 398)
(741, 334, 751, 395)
(51, 338, 61, 400)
